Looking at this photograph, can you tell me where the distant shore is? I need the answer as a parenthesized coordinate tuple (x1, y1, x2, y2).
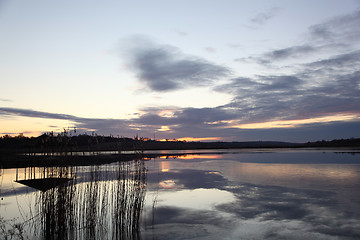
(1, 146, 360, 169)
(1, 135, 359, 168)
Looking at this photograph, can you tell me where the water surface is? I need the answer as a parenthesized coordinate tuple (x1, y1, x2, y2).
(1, 149, 360, 239)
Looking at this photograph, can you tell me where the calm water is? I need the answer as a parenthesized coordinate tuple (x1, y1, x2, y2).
(1, 149, 360, 239)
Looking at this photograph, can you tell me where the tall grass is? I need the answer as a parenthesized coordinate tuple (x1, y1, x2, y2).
(31, 160, 147, 240)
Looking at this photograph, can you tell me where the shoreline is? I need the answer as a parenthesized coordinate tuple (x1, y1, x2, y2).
(1, 146, 360, 169)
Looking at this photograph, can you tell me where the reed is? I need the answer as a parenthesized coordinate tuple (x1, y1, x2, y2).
(30, 160, 147, 240)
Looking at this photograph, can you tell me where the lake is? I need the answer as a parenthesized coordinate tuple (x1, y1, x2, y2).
(1, 148, 360, 239)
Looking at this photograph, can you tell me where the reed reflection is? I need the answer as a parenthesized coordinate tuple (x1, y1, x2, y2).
(27, 160, 147, 240)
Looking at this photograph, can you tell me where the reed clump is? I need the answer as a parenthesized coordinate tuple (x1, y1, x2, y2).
(30, 160, 147, 240)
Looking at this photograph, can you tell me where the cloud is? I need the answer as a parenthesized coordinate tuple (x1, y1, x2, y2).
(257, 75, 303, 91)
(248, 7, 281, 27)
(0, 107, 80, 121)
(173, 107, 238, 125)
(1, 106, 360, 142)
(218, 10, 360, 128)
(0, 107, 132, 135)
(141, 206, 232, 239)
(261, 45, 315, 63)
(120, 36, 231, 92)
(305, 50, 360, 72)
(3, 10, 360, 142)
(213, 75, 307, 124)
(147, 169, 228, 190)
(130, 103, 360, 142)
(309, 9, 360, 45)
(217, 183, 360, 238)
(143, 166, 360, 239)
(132, 106, 239, 132)
(215, 68, 360, 124)
(252, 10, 360, 65)
(106, 11, 360, 141)
(0, 98, 11, 102)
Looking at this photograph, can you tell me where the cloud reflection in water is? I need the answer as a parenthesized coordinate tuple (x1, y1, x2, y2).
(1, 151, 360, 239)
(142, 153, 360, 239)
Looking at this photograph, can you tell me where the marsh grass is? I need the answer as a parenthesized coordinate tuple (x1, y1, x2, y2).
(30, 160, 147, 240)
(112, 160, 146, 240)
(35, 166, 77, 240)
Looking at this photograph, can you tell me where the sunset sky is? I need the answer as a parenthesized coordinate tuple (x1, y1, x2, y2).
(1, 0, 360, 142)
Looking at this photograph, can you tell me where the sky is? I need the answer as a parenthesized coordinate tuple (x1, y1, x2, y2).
(1, 0, 360, 142)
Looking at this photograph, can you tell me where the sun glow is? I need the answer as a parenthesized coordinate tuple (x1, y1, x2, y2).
(158, 126, 171, 132)
(205, 120, 234, 125)
(176, 137, 222, 142)
(233, 114, 360, 129)
(158, 110, 176, 118)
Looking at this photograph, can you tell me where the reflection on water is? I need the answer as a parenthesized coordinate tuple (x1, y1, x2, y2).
(143, 151, 360, 239)
(225, 162, 360, 187)
(1, 150, 360, 239)
(0, 161, 146, 240)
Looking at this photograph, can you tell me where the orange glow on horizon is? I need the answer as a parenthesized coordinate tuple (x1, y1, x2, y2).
(176, 137, 222, 142)
(177, 154, 221, 160)
(158, 137, 222, 142)
(234, 114, 360, 129)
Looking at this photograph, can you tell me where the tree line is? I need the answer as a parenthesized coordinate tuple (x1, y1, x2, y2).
(1, 130, 359, 155)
